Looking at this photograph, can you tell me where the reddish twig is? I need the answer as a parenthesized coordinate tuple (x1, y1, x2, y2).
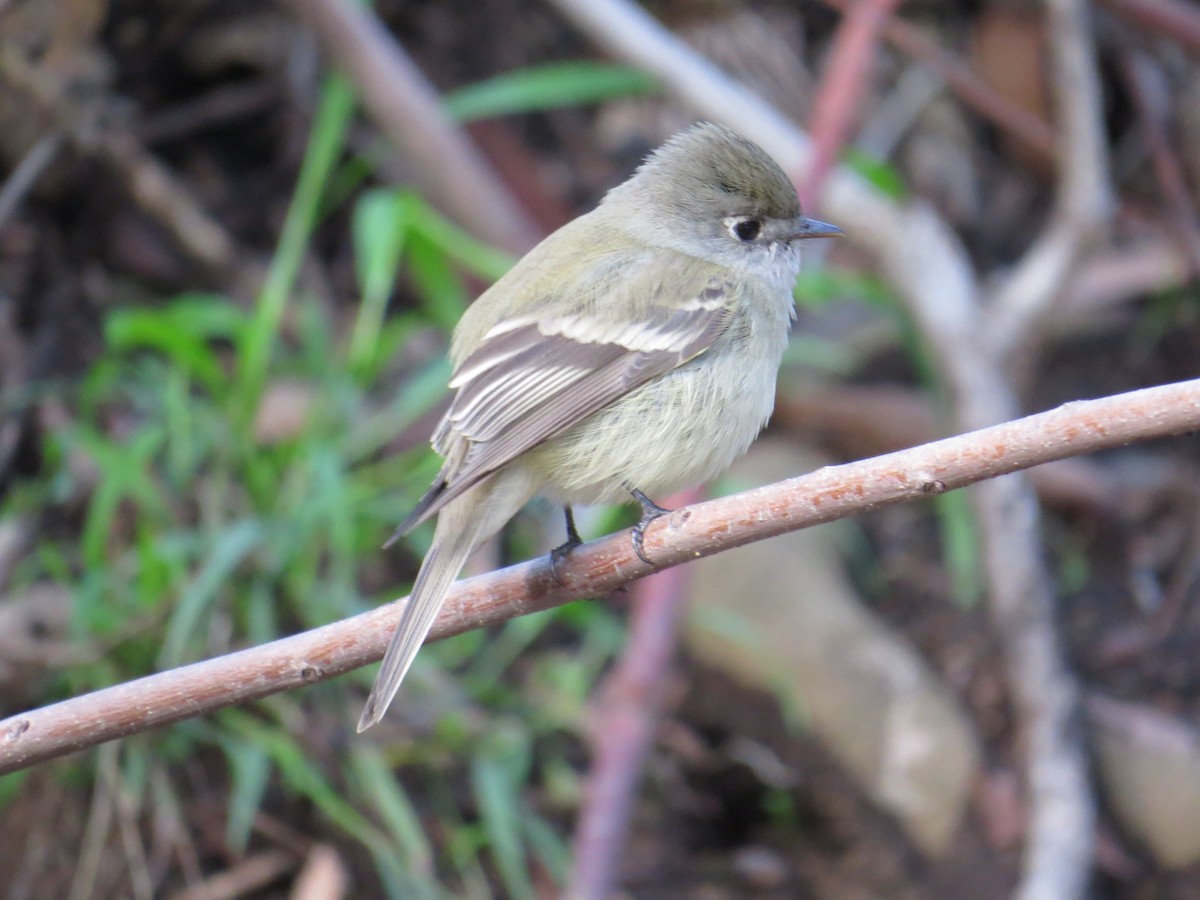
(988, 0, 1112, 360)
(1, 379, 1199, 775)
(818, 0, 1057, 160)
(284, 0, 540, 254)
(801, 0, 905, 210)
(1097, 0, 1200, 57)
(567, 489, 700, 900)
(1119, 49, 1200, 277)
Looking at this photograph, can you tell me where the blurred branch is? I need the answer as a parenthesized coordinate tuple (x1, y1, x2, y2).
(1097, 0, 1200, 57)
(988, 0, 1113, 359)
(801, 0, 904, 210)
(0, 133, 62, 227)
(895, 12, 1106, 888)
(1119, 49, 1200, 277)
(2, 379, 1199, 774)
(567, 493, 697, 900)
(1052, 238, 1193, 328)
(0, 44, 242, 282)
(898, 14, 1106, 893)
(543, 0, 818, 174)
(818, 0, 1057, 159)
(284, 0, 540, 254)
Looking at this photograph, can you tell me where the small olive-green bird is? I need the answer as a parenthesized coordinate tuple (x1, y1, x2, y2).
(359, 122, 840, 730)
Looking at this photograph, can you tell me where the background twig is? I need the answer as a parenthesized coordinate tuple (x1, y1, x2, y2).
(284, 0, 540, 253)
(567, 527, 695, 900)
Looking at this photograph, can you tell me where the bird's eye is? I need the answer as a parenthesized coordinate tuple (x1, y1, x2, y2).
(732, 218, 761, 242)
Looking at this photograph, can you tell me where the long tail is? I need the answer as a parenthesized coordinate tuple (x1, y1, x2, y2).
(357, 498, 486, 732)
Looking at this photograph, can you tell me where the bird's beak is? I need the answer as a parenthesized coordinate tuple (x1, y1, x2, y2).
(790, 216, 843, 240)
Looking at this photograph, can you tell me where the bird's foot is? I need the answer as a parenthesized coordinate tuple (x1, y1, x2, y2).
(630, 488, 670, 565)
(549, 506, 584, 584)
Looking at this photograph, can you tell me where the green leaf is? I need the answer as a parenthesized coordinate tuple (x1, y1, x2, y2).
(222, 738, 272, 853)
(522, 809, 570, 884)
(0, 771, 29, 808)
(842, 147, 907, 200)
(444, 62, 659, 122)
(935, 490, 982, 607)
(235, 74, 356, 431)
(407, 194, 514, 282)
(349, 747, 440, 900)
(471, 733, 535, 899)
(104, 296, 242, 396)
(158, 520, 263, 668)
(465, 608, 557, 687)
(349, 190, 410, 373)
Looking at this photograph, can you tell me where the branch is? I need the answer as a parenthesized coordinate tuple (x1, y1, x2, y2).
(1, 379, 1198, 775)
(818, 0, 1058, 160)
(987, 0, 1112, 359)
(567, 536, 693, 900)
(800, 0, 904, 210)
(1097, 0, 1200, 58)
(1120, 49, 1200, 276)
(898, 7, 1108, 886)
(284, 0, 540, 254)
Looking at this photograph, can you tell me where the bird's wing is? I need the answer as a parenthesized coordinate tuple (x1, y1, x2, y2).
(388, 274, 736, 539)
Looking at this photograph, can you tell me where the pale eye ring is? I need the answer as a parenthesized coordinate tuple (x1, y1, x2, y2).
(730, 218, 762, 242)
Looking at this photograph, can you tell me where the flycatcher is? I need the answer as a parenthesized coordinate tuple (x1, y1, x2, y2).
(359, 122, 841, 730)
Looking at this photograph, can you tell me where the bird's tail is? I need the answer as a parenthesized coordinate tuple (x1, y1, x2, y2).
(357, 500, 486, 732)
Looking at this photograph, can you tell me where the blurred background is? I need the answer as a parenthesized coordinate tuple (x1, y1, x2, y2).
(1, 0, 1199, 896)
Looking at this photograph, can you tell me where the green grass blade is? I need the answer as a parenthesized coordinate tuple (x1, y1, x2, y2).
(349, 747, 440, 900)
(158, 520, 263, 669)
(471, 736, 534, 900)
(221, 738, 272, 853)
(235, 75, 355, 429)
(349, 189, 410, 374)
(444, 62, 659, 122)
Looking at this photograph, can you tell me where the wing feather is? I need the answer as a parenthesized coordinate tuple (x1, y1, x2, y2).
(394, 276, 736, 537)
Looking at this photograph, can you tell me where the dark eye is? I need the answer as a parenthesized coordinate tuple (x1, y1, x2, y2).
(732, 218, 761, 242)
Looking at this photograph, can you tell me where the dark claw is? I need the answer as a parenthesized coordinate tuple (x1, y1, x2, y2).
(629, 488, 670, 565)
(550, 506, 583, 584)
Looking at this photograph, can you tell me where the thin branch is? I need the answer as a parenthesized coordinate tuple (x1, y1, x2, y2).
(899, 6, 1108, 882)
(567, 538, 694, 900)
(1097, 0, 1200, 57)
(0, 45, 241, 281)
(1120, 49, 1200, 277)
(1, 379, 1198, 775)
(818, 0, 1058, 159)
(284, 0, 540, 254)
(1052, 238, 1194, 331)
(988, 0, 1113, 359)
(0, 132, 62, 227)
(801, 0, 905, 210)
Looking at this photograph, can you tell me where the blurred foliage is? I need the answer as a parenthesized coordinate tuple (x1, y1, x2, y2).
(0, 64, 656, 896)
(443, 62, 660, 122)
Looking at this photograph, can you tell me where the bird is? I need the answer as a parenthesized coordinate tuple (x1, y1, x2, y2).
(359, 122, 841, 731)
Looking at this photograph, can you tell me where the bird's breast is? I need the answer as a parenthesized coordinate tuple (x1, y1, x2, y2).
(525, 291, 792, 506)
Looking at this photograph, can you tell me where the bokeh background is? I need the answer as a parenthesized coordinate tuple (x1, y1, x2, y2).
(1, 0, 1199, 896)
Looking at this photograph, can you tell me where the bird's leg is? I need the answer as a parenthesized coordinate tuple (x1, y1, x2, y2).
(550, 505, 583, 584)
(630, 488, 670, 565)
